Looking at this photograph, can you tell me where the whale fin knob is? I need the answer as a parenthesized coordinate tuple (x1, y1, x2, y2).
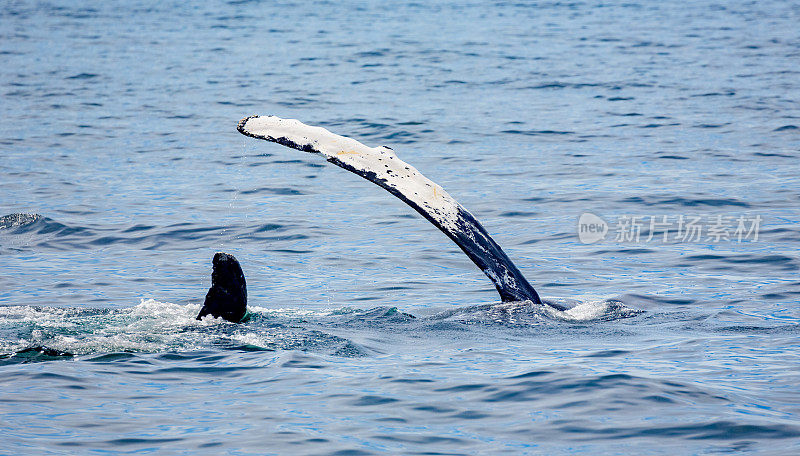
(197, 252, 247, 323)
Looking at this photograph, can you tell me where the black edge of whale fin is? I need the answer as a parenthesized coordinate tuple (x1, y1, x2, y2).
(328, 155, 542, 304)
(237, 115, 542, 304)
(197, 252, 248, 323)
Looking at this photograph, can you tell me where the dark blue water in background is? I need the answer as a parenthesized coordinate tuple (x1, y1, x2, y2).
(1, 0, 799, 454)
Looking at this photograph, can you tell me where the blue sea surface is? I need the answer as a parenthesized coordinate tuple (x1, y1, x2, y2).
(1, 0, 799, 454)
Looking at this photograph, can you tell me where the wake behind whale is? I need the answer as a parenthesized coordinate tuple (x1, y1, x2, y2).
(0, 296, 640, 364)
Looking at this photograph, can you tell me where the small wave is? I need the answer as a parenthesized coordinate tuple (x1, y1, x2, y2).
(501, 129, 575, 136)
(0, 212, 98, 252)
(0, 213, 42, 229)
(429, 298, 642, 325)
(0, 345, 74, 364)
(65, 72, 98, 80)
(0, 214, 310, 252)
(619, 195, 750, 208)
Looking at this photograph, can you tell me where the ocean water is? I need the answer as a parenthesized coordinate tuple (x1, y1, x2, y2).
(1, 0, 799, 454)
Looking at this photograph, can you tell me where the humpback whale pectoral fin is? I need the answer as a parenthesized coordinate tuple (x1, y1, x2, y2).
(197, 252, 248, 323)
(237, 115, 543, 305)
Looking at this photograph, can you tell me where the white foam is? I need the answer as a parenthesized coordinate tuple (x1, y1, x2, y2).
(542, 297, 641, 322)
(0, 300, 364, 356)
(557, 300, 611, 321)
(0, 299, 216, 355)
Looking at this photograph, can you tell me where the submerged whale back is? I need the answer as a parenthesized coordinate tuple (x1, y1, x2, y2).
(238, 116, 541, 304)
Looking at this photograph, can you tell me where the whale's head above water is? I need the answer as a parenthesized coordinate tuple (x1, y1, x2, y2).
(196, 252, 247, 323)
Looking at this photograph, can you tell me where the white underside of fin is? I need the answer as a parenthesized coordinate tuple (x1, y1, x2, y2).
(239, 116, 463, 232)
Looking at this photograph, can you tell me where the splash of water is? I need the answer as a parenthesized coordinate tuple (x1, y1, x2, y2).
(0, 297, 641, 363)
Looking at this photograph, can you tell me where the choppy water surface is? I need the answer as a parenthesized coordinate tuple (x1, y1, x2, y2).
(1, 0, 799, 454)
